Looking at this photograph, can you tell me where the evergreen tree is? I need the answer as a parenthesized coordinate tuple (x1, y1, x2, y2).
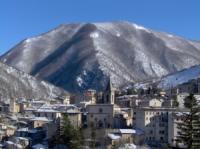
(127, 88, 136, 95)
(51, 114, 83, 149)
(63, 114, 83, 149)
(176, 94, 200, 149)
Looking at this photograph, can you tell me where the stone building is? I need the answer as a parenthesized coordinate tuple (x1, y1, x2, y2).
(86, 104, 114, 128)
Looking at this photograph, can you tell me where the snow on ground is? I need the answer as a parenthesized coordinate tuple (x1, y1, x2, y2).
(132, 23, 151, 33)
(116, 32, 121, 37)
(167, 34, 174, 38)
(158, 65, 200, 88)
(0, 61, 67, 99)
(93, 38, 134, 85)
(134, 49, 153, 76)
(151, 63, 168, 76)
(76, 76, 84, 87)
(90, 32, 99, 38)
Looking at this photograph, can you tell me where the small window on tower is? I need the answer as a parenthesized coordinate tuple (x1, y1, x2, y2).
(99, 108, 103, 113)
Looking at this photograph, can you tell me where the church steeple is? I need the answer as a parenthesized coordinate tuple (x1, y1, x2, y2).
(105, 77, 113, 92)
(103, 77, 115, 104)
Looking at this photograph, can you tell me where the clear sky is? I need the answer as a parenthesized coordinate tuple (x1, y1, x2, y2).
(0, 0, 200, 54)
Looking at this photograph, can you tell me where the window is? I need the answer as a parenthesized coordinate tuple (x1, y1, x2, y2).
(106, 95, 109, 102)
(160, 137, 164, 141)
(99, 108, 103, 113)
(159, 123, 165, 127)
(159, 130, 165, 134)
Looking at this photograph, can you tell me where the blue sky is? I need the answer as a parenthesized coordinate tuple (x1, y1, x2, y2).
(0, 0, 200, 54)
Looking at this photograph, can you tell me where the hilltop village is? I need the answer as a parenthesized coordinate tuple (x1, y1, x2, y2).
(0, 78, 200, 149)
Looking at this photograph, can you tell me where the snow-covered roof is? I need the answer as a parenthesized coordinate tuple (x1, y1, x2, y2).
(32, 100, 46, 104)
(7, 125, 17, 129)
(17, 127, 43, 134)
(36, 104, 80, 114)
(120, 129, 135, 134)
(32, 144, 47, 149)
(25, 107, 37, 111)
(115, 110, 127, 115)
(17, 127, 29, 132)
(37, 106, 58, 113)
(17, 121, 28, 125)
(116, 95, 138, 99)
(9, 115, 18, 121)
(174, 111, 189, 117)
(30, 117, 52, 122)
(107, 133, 121, 140)
(16, 98, 30, 103)
(119, 129, 144, 135)
(16, 137, 29, 141)
(6, 141, 14, 144)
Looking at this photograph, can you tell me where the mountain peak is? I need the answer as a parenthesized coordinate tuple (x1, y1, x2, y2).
(1, 21, 200, 93)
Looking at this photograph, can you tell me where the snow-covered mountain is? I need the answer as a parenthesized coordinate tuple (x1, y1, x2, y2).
(158, 64, 200, 89)
(0, 61, 67, 102)
(1, 21, 200, 92)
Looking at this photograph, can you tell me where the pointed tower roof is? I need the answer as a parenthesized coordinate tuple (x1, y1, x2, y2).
(105, 77, 114, 92)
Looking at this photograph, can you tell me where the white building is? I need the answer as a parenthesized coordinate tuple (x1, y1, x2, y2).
(168, 111, 188, 148)
(135, 98, 176, 146)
